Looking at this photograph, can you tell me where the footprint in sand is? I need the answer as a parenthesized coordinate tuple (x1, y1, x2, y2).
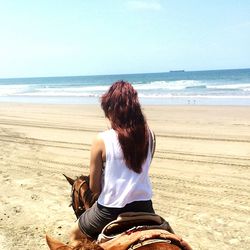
(3, 174, 11, 183)
(31, 194, 39, 200)
(13, 205, 22, 214)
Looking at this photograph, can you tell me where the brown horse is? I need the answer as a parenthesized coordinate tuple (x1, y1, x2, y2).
(63, 174, 98, 219)
(46, 175, 192, 250)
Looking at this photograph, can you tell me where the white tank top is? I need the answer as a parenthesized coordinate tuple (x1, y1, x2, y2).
(97, 129, 153, 208)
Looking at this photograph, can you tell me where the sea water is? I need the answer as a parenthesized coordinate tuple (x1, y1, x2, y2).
(0, 68, 250, 105)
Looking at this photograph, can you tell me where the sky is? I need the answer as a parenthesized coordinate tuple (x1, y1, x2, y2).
(0, 0, 249, 78)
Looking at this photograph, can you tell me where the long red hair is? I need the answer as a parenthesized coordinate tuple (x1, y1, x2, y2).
(101, 81, 149, 173)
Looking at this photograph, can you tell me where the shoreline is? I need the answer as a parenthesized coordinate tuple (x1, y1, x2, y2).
(1, 95, 250, 106)
(1, 101, 250, 110)
(0, 103, 250, 249)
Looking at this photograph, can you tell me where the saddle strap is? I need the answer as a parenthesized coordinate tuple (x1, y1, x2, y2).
(128, 238, 171, 250)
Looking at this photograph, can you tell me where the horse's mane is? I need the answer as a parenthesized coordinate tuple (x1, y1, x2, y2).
(72, 238, 103, 250)
(83, 189, 97, 204)
(78, 175, 97, 208)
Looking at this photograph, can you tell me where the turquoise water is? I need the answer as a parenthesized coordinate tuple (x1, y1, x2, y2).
(0, 68, 250, 105)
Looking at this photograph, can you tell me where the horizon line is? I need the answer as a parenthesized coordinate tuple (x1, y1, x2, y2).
(0, 67, 249, 80)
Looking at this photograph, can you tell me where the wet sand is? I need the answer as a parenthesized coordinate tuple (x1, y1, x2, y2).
(0, 103, 249, 250)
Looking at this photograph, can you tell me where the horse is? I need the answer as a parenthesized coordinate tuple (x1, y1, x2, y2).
(62, 174, 98, 219)
(46, 175, 192, 250)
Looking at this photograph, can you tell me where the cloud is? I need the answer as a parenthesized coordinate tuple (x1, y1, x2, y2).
(127, 0, 162, 11)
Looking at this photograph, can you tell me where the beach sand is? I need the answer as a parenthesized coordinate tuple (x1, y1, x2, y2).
(0, 103, 249, 250)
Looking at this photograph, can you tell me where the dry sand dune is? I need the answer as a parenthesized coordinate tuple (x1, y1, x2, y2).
(0, 103, 249, 249)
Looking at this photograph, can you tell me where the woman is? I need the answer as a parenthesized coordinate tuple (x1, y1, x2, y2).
(70, 80, 155, 242)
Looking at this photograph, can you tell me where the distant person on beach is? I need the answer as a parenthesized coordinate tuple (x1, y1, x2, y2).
(70, 80, 156, 241)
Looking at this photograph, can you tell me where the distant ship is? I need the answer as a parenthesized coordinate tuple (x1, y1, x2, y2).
(169, 70, 185, 73)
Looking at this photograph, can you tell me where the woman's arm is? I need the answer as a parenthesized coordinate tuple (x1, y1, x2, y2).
(89, 134, 105, 196)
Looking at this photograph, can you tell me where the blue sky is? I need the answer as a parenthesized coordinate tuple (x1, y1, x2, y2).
(0, 0, 249, 78)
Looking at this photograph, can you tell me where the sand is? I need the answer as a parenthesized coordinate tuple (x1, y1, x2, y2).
(0, 103, 249, 250)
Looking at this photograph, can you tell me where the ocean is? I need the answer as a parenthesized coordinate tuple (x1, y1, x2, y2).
(0, 68, 250, 105)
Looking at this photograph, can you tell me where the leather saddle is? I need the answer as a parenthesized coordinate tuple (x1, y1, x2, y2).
(97, 212, 192, 250)
(97, 212, 174, 243)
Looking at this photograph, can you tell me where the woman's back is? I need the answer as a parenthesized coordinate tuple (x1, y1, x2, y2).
(98, 129, 153, 208)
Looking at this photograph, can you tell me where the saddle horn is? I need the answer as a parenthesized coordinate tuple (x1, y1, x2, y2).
(63, 174, 75, 186)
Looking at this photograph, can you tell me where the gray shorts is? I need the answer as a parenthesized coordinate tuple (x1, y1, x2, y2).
(78, 200, 154, 239)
